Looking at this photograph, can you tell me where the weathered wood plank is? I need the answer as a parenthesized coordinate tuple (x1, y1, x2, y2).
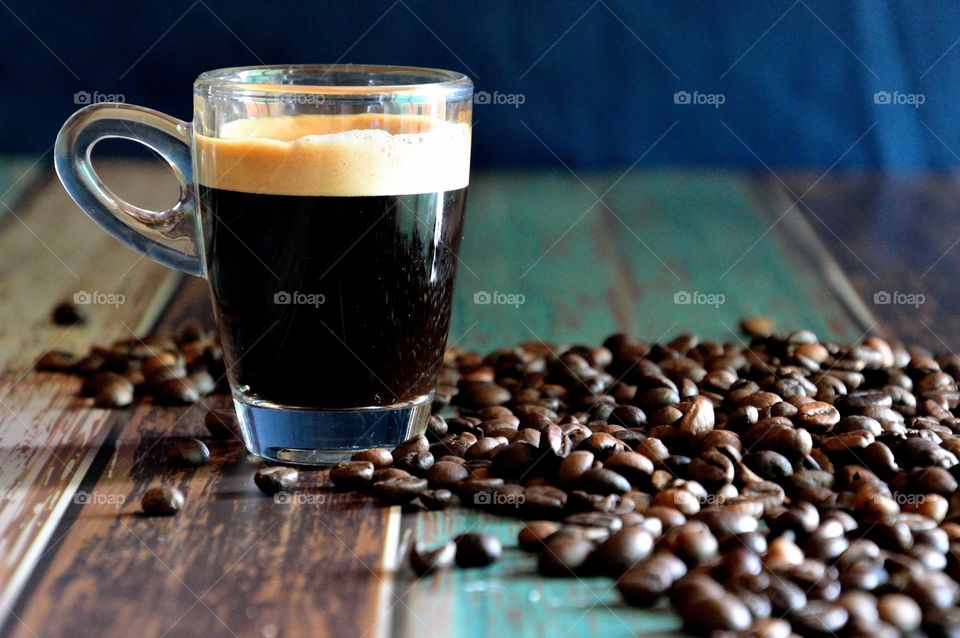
(451, 171, 867, 355)
(8, 395, 399, 638)
(775, 172, 960, 350)
(0, 163, 181, 370)
(0, 161, 180, 631)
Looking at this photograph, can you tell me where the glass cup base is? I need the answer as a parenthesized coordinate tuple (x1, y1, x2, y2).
(234, 392, 432, 465)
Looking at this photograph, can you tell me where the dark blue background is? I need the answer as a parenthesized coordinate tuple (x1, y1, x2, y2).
(3, 0, 960, 170)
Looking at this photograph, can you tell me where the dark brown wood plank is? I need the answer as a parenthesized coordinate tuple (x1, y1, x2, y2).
(774, 172, 960, 351)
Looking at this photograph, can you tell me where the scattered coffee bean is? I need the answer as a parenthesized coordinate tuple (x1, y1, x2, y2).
(52, 301, 86, 325)
(351, 448, 393, 468)
(409, 540, 456, 576)
(518, 521, 560, 551)
(155, 377, 200, 405)
(455, 533, 503, 567)
(418, 489, 453, 510)
(330, 461, 375, 489)
(93, 379, 134, 408)
(254, 466, 298, 495)
(538, 535, 594, 576)
(141, 485, 184, 516)
(168, 438, 210, 467)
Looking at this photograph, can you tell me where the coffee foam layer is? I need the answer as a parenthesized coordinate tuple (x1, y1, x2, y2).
(195, 113, 470, 197)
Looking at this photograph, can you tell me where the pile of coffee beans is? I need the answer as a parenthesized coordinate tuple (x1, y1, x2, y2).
(317, 322, 960, 636)
(35, 322, 226, 407)
(45, 315, 960, 635)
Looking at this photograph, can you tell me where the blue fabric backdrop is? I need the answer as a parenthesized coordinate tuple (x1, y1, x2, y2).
(2, 0, 960, 170)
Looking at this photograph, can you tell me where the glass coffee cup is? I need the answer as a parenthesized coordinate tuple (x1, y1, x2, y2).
(55, 65, 472, 464)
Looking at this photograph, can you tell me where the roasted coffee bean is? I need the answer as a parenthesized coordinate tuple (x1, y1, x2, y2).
(796, 400, 841, 430)
(330, 461, 375, 489)
(372, 477, 428, 504)
(877, 593, 922, 632)
(204, 408, 240, 439)
(678, 397, 715, 438)
(52, 301, 86, 325)
(681, 593, 752, 632)
(489, 442, 540, 479)
(459, 381, 511, 407)
(538, 535, 594, 576)
(409, 540, 456, 576)
(81, 371, 129, 398)
(394, 435, 430, 459)
(608, 405, 646, 428)
(155, 377, 200, 405)
(603, 451, 654, 482)
(351, 448, 393, 468)
(744, 450, 793, 482)
(766, 576, 807, 613)
(141, 485, 184, 516)
(254, 466, 298, 495)
(593, 526, 654, 575)
(94, 378, 134, 408)
(664, 521, 718, 566)
(455, 533, 503, 568)
(573, 467, 630, 495)
(418, 489, 453, 510)
(518, 521, 560, 551)
(168, 438, 210, 467)
(688, 449, 734, 487)
(35, 350, 80, 372)
(789, 601, 849, 634)
(740, 316, 774, 337)
(410, 541, 457, 576)
(425, 460, 469, 487)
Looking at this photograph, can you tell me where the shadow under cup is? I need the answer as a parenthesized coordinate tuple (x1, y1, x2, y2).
(200, 113, 470, 465)
(54, 65, 473, 466)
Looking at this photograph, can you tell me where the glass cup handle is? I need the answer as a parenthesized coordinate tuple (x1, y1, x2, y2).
(54, 103, 203, 277)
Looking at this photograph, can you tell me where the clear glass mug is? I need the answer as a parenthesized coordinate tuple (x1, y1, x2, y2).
(55, 65, 473, 464)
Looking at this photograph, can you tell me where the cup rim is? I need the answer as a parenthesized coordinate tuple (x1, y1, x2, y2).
(194, 64, 473, 99)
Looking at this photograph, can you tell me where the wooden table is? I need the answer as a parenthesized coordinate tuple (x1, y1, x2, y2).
(0, 158, 926, 637)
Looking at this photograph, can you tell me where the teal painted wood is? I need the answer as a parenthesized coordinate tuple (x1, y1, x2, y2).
(410, 170, 868, 637)
(449, 170, 867, 353)
(399, 510, 684, 638)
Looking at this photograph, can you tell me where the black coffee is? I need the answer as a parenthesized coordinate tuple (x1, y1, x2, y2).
(200, 186, 466, 408)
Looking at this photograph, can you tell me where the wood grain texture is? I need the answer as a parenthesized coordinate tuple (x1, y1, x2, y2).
(0, 163, 180, 370)
(8, 394, 398, 638)
(2, 166, 871, 638)
(776, 172, 960, 350)
(450, 171, 867, 355)
(0, 160, 182, 630)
